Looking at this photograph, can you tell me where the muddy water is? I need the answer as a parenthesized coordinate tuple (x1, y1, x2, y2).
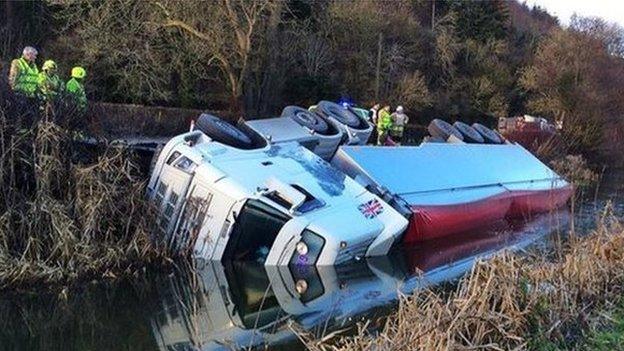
(0, 175, 622, 351)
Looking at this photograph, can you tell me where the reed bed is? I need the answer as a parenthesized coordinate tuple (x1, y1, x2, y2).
(0, 97, 165, 290)
(303, 214, 624, 350)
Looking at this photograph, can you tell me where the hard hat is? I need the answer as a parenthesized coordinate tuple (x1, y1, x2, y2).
(71, 66, 87, 79)
(397, 106, 404, 113)
(42, 60, 57, 71)
(22, 46, 38, 56)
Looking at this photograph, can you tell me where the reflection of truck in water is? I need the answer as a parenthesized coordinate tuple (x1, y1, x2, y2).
(149, 211, 570, 350)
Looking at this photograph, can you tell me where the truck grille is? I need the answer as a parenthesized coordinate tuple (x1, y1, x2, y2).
(335, 237, 374, 265)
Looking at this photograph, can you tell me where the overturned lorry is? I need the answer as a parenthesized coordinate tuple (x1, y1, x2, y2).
(147, 112, 408, 266)
(148, 102, 572, 265)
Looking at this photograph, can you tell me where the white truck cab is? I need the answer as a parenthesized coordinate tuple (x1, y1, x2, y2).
(147, 115, 407, 266)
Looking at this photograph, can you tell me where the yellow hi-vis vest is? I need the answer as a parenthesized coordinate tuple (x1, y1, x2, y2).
(66, 78, 87, 110)
(13, 57, 39, 97)
(38, 72, 64, 100)
(377, 110, 392, 132)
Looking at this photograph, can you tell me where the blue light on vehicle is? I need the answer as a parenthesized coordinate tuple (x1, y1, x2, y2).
(337, 98, 355, 108)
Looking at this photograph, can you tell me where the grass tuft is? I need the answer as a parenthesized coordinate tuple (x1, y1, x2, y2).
(0, 93, 167, 290)
(303, 216, 624, 350)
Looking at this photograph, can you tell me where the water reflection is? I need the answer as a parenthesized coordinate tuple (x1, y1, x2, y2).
(1, 173, 621, 351)
(150, 210, 570, 350)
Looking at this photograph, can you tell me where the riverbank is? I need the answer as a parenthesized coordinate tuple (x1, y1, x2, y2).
(302, 212, 624, 350)
(0, 102, 169, 291)
(580, 300, 624, 350)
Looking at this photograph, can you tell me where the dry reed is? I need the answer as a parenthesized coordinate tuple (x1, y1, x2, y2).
(0, 93, 165, 290)
(303, 215, 624, 350)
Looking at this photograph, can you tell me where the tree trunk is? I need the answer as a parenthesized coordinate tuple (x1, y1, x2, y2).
(431, 0, 435, 30)
(4, 1, 14, 29)
(253, 0, 283, 116)
(375, 33, 383, 101)
(229, 85, 244, 119)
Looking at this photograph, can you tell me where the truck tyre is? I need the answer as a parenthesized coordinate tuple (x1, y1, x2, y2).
(428, 119, 463, 141)
(282, 105, 329, 134)
(317, 101, 361, 128)
(472, 123, 503, 144)
(453, 121, 484, 143)
(493, 129, 507, 143)
(423, 136, 446, 143)
(196, 113, 253, 148)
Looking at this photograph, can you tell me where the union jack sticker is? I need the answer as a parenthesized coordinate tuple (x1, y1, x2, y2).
(358, 198, 384, 219)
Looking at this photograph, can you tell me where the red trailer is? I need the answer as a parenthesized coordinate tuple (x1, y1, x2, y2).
(332, 143, 572, 243)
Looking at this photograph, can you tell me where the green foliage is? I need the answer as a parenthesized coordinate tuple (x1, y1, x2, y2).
(582, 301, 624, 350)
(527, 336, 565, 351)
(451, 0, 509, 42)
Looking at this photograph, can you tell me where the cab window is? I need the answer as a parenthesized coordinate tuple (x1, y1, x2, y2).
(222, 200, 290, 263)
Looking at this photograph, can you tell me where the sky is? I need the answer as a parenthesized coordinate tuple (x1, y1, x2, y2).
(524, 0, 624, 27)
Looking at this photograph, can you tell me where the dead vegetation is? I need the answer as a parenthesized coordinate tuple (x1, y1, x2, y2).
(302, 211, 624, 350)
(0, 99, 165, 290)
(550, 154, 599, 188)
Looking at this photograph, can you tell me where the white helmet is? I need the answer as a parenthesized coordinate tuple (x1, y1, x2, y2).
(396, 106, 404, 113)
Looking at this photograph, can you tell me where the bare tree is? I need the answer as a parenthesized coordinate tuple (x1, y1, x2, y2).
(570, 15, 624, 57)
(299, 34, 334, 77)
(54, 0, 177, 103)
(154, 0, 282, 113)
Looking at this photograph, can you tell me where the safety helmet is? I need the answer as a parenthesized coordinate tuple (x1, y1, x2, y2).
(42, 60, 57, 71)
(396, 106, 404, 113)
(71, 66, 87, 79)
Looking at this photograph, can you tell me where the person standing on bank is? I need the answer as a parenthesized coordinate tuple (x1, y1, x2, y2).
(376, 105, 392, 145)
(65, 66, 87, 112)
(38, 60, 64, 102)
(390, 105, 409, 145)
(369, 103, 380, 124)
(8, 46, 39, 97)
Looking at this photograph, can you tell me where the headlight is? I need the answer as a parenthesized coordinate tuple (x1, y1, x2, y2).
(296, 241, 309, 255)
(290, 230, 325, 266)
(289, 230, 325, 303)
(295, 279, 308, 294)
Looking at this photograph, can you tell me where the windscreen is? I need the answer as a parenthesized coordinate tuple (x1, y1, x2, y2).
(222, 199, 290, 263)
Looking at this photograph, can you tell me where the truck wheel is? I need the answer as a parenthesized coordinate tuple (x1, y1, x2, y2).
(423, 136, 446, 143)
(317, 101, 361, 128)
(472, 123, 503, 144)
(282, 105, 329, 134)
(493, 129, 507, 143)
(428, 119, 463, 141)
(453, 121, 484, 143)
(195, 113, 253, 148)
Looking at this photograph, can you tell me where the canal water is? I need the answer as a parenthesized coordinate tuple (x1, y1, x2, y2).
(0, 174, 622, 351)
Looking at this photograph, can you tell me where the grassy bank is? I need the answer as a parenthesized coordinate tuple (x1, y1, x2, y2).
(0, 101, 167, 290)
(302, 213, 624, 350)
(581, 300, 624, 350)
